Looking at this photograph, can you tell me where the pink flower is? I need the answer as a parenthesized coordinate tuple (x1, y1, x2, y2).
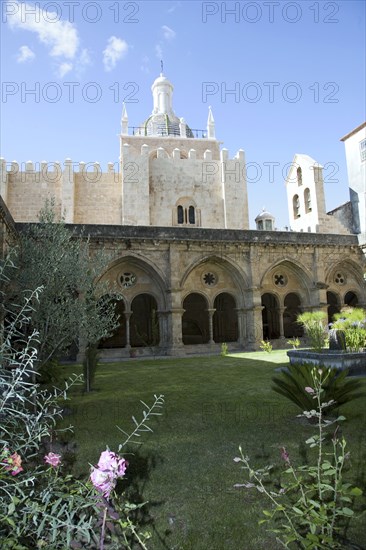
(97, 450, 128, 477)
(4, 452, 23, 476)
(44, 452, 62, 468)
(280, 447, 290, 464)
(305, 386, 315, 394)
(90, 450, 128, 500)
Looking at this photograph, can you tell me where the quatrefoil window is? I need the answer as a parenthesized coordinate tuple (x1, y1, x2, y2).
(274, 273, 287, 287)
(334, 272, 345, 285)
(119, 272, 137, 288)
(202, 272, 217, 286)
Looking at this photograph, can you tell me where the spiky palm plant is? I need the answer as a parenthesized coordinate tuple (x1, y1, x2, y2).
(272, 363, 365, 415)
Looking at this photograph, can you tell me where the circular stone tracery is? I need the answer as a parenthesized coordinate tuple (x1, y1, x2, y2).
(119, 272, 137, 289)
(273, 273, 288, 287)
(202, 272, 217, 287)
(334, 272, 346, 285)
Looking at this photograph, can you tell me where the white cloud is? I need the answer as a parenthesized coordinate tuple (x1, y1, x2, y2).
(162, 25, 176, 41)
(155, 43, 163, 60)
(57, 62, 73, 77)
(7, 1, 79, 59)
(16, 45, 35, 63)
(103, 36, 128, 71)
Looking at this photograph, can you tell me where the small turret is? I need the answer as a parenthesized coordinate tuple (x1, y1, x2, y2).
(207, 106, 215, 139)
(121, 102, 128, 135)
(255, 208, 275, 231)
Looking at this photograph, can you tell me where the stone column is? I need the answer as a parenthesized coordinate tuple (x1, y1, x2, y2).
(157, 310, 169, 352)
(246, 306, 264, 350)
(124, 311, 132, 349)
(279, 307, 285, 339)
(235, 308, 247, 346)
(169, 308, 185, 354)
(207, 309, 216, 344)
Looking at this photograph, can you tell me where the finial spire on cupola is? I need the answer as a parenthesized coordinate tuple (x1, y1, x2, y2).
(121, 102, 128, 135)
(207, 105, 215, 138)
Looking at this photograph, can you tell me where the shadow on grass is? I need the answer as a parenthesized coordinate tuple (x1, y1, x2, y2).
(116, 448, 170, 549)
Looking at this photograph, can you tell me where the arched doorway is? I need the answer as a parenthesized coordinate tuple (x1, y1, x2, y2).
(130, 294, 159, 347)
(182, 293, 209, 344)
(284, 293, 303, 338)
(261, 293, 280, 339)
(344, 291, 358, 307)
(327, 291, 340, 324)
(99, 298, 126, 348)
(213, 293, 238, 342)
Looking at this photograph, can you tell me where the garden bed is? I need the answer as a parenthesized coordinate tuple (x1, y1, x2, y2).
(287, 349, 366, 374)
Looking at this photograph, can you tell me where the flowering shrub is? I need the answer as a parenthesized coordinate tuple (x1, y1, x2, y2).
(44, 452, 62, 468)
(2, 450, 24, 476)
(0, 254, 164, 548)
(331, 308, 366, 352)
(235, 367, 363, 549)
(90, 450, 128, 499)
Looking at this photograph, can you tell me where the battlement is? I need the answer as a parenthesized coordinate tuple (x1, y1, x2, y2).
(0, 158, 119, 178)
(120, 143, 244, 162)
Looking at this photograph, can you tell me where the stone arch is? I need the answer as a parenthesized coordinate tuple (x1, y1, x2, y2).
(260, 259, 312, 305)
(297, 166, 303, 186)
(99, 296, 127, 349)
(130, 293, 159, 347)
(174, 197, 198, 226)
(182, 293, 209, 345)
(304, 188, 312, 213)
(344, 291, 358, 307)
(283, 292, 303, 338)
(293, 194, 300, 218)
(100, 254, 168, 311)
(213, 292, 238, 343)
(327, 291, 341, 324)
(326, 258, 365, 289)
(180, 255, 249, 307)
(261, 293, 280, 340)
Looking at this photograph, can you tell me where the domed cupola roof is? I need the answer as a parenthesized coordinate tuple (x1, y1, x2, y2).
(255, 208, 276, 231)
(255, 208, 275, 222)
(139, 73, 194, 137)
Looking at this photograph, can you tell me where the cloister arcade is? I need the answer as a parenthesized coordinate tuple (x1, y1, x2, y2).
(97, 253, 365, 354)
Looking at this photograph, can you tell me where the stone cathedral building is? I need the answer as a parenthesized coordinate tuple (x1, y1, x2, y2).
(1, 73, 365, 358)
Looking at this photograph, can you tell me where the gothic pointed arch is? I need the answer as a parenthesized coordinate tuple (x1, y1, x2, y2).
(130, 293, 159, 347)
(260, 258, 312, 305)
(326, 291, 341, 324)
(98, 296, 127, 349)
(182, 293, 209, 345)
(180, 254, 249, 307)
(283, 293, 303, 338)
(261, 293, 280, 340)
(213, 292, 238, 342)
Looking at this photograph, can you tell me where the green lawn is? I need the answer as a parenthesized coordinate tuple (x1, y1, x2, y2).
(58, 351, 366, 550)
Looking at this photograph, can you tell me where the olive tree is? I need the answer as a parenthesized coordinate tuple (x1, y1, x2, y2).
(8, 202, 119, 389)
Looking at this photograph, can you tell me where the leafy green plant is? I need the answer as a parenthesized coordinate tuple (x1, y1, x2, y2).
(1, 253, 165, 548)
(287, 337, 300, 349)
(260, 340, 273, 353)
(297, 311, 328, 352)
(272, 363, 364, 415)
(235, 367, 363, 549)
(221, 342, 228, 356)
(331, 308, 366, 352)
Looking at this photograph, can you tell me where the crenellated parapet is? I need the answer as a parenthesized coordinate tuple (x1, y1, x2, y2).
(0, 158, 122, 224)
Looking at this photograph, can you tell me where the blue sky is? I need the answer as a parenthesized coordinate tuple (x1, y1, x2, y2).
(1, 0, 365, 229)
